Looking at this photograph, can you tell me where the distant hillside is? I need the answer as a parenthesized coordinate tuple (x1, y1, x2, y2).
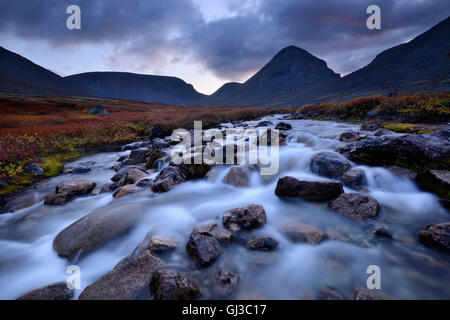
(208, 46, 340, 104)
(0, 46, 88, 96)
(65, 72, 205, 105)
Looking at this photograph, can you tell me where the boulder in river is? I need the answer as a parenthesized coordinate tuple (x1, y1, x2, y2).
(275, 176, 343, 201)
(193, 223, 235, 244)
(178, 161, 211, 180)
(275, 122, 292, 131)
(339, 131, 361, 142)
(53, 203, 142, 260)
(354, 288, 394, 300)
(149, 125, 171, 139)
(122, 141, 151, 151)
(151, 166, 186, 193)
(113, 185, 142, 199)
(281, 221, 325, 245)
(17, 282, 74, 300)
(342, 168, 366, 189)
(346, 128, 450, 173)
(329, 193, 380, 222)
(247, 236, 279, 251)
(213, 270, 239, 297)
(44, 179, 96, 205)
(124, 168, 148, 184)
(417, 169, 450, 200)
(145, 148, 166, 169)
(151, 138, 170, 149)
(222, 204, 267, 232)
(150, 269, 201, 300)
(79, 251, 164, 300)
(418, 222, 450, 252)
(310, 151, 351, 179)
(148, 236, 178, 252)
(223, 166, 250, 188)
(23, 162, 44, 176)
(317, 286, 347, 300)
(111, 165, 144, 182)
(255, 120, 273, 127)
(71, 166, 91, 174)
(186, 232, 222, 267)
(128, 148, 148, 164)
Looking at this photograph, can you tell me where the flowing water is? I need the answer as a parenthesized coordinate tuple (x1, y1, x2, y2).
(0, 115, 449, 300)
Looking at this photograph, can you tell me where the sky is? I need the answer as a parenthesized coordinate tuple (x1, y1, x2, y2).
(0, 0, 448, 95)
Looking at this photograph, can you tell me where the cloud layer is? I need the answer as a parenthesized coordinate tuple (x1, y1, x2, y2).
(1, 0, 448, 85)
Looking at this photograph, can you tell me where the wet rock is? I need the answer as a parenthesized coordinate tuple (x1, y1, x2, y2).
(317, 286, 347, 300)
(149, 125, 171, 139)
(125, 168, 148, 184)
(275, 176, 343, 201)
(281, 222, 325, 245)
(244, 251, 279, 265)
(342, 168, 366, 189)
(1, 194, 40, 213)
(17, 282, 74, 300)
(347, 129, 450, 172)
(213, 270, 239, 297)
(53, 203, 142, 260)
(178, 161, 211, 180)
(186, 232, 222, 267)
(374, 129, 391, 137)
(23, 162, 44, 176)
(354, 288, 394, 300)
(329, 193, 380, 222)
(247, 236, 279, 251)
(418, 222, 450, 252)
(71, 167, 91, 174)
(205, 168, 219, 181)
(417, 170, 450, 200)
(136, 178, 153, 188)
(122, 141, 151, 151)
(223, 167, 250, 188)
(222, 204, 267, 232)
(145, 148, 165, 169)
(111, 165, 142, 182)
(193, 223, 235, 244)
(275, 122, 292, 131)
(150, 269, 201, 300)
(79, 251, 164, 300)
(128, 148, 148, 164)
(360, 122, 382, 131)
(387, 165, 418, 179)
(310, 151, 351, 179)
(99, 183, 119, 194)
(255, 120, 273, 127)
(113, 185, 142, 199)
(44, 179, 96, 205)
(151, 166, 186, 193)
(326, 228, 351, 243)
(339, 131, 361, 142)
(148, 236, 178, 252)
(372, 226, 393, 239)
(152, 138, 170, 149)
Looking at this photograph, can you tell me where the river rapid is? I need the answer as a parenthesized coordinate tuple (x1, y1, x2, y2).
(0, 115, 449, 300)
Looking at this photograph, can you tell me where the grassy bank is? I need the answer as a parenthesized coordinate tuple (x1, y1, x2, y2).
(0, 94, 283, 194)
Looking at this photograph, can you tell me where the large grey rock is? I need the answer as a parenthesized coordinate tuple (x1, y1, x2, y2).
(186, 233, 222, 267)
(44, 179, 96, 205)
(281, 221, 325, 245)
(329, 193, 380, 222)
(151, 166, 186, 193)
(151, 138, 170, 149)
(417, 169, 450, 200)
(79, 251, 164, 300)
(113, 185, 142, 199)
(128, 148, 148, 164)
(247, 236, 279, 251)
(53, 203, 142, 260)
(17, 282, 74, 300)
(339, 131, 361, 142)
(275, 176, 343, 201)
(125, 168, 148, 184)
(310, 151, 351, 179)
(275, 122, 292, 130)
(213, 270, 239, 297)
(150, 269, 201, 300)
(222, 204, 267, 232)
(342, 168, 366, 189)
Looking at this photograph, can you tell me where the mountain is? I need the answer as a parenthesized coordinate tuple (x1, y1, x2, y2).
(0, 46, 88, 96)
(65, 72, 205, 105)
(207, 46, 341, 104)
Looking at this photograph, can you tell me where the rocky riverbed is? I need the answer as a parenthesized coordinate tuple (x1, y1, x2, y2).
(0, 115, 449, 300)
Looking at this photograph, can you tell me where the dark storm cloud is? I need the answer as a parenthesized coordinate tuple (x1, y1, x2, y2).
(1, 0, 448, 81)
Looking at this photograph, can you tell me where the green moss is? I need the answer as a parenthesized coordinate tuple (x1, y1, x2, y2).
(0, 185, 22, 195)
(382, 123, 416, 133)
(40, 152, 83, 178)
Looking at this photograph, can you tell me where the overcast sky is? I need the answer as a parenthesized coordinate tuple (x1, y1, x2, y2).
(0, 0, 448, 94)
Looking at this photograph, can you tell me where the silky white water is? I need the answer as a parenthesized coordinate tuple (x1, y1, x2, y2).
(0, 116, 448, 300)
